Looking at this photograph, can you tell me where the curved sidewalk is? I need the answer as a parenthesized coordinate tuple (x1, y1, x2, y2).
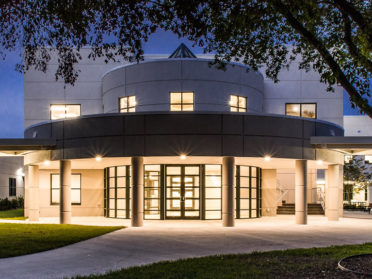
(1, 215, 372, 279)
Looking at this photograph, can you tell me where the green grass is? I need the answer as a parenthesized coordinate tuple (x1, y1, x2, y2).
(0, 209, 27, 220)
(78, 243, 372, 279)
(0, 223, 123, 258)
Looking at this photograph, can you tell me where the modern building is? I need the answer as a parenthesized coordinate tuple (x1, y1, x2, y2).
(0, 44, 371, 226)
(0, 156, 24, 199)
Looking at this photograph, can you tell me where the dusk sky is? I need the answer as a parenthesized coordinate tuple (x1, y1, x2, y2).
(0, 30, 364, 139)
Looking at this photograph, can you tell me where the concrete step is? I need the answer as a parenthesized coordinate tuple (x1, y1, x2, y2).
(277, 203, 324, 215)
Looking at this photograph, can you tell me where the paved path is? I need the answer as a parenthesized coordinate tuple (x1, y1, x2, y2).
(1, 215, 372, 279)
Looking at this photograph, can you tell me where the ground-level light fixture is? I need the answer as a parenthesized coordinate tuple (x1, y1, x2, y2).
(264, 155, 271, 162)
(180, 154, 187, 160)
(43, 160, 50, 166)
(95, 155, 102, 162)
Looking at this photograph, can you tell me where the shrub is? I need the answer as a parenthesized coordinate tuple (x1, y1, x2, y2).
(0, 196, 24, 211)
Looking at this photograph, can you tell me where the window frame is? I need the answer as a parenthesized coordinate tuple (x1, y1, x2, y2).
(119, 96, 136, 113)
(9, 178, 16, 197)
(285, 103, 317, 119)
(170, 92, 194, 111)
(50, 104, 81, 120)
(50, 173, 82, 205)
(229, 95, 247, 112)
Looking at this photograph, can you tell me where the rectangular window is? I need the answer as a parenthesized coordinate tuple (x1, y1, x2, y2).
(170, 92, 194, 111)
(285, 103, 316, 119)
(50, 104, 81, 120)
(204, 165, 222, 219)
(51, 174, 81, 205)
(119, 96, 136, 113)
(229, 95, 247, 112)
(9, 178, 16, 196)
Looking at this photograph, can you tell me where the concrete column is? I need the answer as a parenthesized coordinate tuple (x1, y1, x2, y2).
(339, 166, 344, 217)
(327, 164, 342, 221)
(262, 169, 277, 216)
(131, 156, 144, 227)
(295, 160, 307, 224)
(28, 165, 39, 221)
(368, 185, 372, 207)
(60, 160, 71, 224)
(222, 157, 235, 227)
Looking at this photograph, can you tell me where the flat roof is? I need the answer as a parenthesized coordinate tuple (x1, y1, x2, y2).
(311, 136, 372, 155)
(0, 139, 56, 155)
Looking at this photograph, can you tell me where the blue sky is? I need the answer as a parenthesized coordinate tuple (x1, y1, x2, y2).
(0, 30, 364, 138)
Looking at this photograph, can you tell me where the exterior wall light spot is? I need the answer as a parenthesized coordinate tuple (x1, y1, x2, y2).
(96, 155, 102, 162)
(43, 160, 50, 166)
(16, 168, 24, 176)
(264, 155, 271, 161)
(180, 154, 187, 160)
(317, 160, 323, 165)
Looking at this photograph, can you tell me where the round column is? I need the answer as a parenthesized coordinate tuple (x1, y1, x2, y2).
(222, 156, 235, 227)
(28, 165, 39, 221)
(295, 160, 307, 224)
(131, 156, 144, 227)
(327, 164, 342, 221)
(60, 160, 71, 224)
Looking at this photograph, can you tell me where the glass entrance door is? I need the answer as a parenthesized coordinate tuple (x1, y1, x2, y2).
(165, 165, 200, 219)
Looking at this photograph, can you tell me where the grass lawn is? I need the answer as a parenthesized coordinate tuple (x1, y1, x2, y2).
(79, 243, 372, 279)
(0, 223, 123, 258)
(0, 209, 27, 220)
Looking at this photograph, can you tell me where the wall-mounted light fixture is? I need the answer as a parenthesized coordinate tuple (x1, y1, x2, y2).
(95, 155, 102, 162)
(180, 154, 187, 160)
(264, 155, 271, 162)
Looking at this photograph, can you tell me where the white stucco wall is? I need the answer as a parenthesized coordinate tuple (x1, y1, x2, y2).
(0, 157, 24, 198)
(24, 48, 344, 130)
(344, 115, 372, 136)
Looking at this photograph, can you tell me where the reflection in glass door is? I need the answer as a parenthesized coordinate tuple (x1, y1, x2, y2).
(166, 165, 200, 219)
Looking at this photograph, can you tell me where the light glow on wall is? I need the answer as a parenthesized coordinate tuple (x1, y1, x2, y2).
(43, 160, 50, 166)
(95, 155, 102, 162)
(316, 160, 323, 165)
(16, 168, 24, 176)
(264, 155, 271, 161)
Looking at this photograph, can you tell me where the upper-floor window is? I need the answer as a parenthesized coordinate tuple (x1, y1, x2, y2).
(285, 103, 317, 119)
(51, 173, 81, 205)
(229, 95, 247, 112)
(50, 104, 81, 120)
(119, 96, 136, 113)
(170, 92, 194, 111)
(9, 178, 16, 196)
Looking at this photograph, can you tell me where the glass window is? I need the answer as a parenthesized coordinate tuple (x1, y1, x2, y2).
(285, 103, 316, 119)
(51, 174, 81, 205)
(144, 165, 161, 220)
(50, 104, 81, 120)
(170, 92, 194, 111)
(230, 95, 247, 112)
(9, 178, 16, 196)
(119, 96, 136, 113)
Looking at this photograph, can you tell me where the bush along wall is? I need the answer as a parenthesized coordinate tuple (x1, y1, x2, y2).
(0, 196, 24, 211)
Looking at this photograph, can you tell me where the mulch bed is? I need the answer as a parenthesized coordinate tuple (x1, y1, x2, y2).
(339, 254, 372, 277)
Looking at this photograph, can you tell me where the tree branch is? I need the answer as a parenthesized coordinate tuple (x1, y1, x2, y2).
(272, 0, 372, 118)
(332, 0, 372, 50)
(343, 13, 372, 73)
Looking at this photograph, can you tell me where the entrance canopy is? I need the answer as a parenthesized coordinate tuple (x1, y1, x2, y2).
(0, 139, 56, 156)
(311, 136, 372, 155)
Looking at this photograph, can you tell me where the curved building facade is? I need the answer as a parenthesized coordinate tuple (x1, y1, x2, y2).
(22, 44, 345, 226)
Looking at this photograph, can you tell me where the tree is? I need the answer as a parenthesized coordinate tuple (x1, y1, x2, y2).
(0, 1, 371, 116)
(344, 156, 372, 202)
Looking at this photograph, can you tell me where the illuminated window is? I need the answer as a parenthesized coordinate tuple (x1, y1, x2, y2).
(50, 104, 81, 120)
(285, 103, 316, 119)
(229, 95, 247, 112)
(119, 96, 136, 113)
(51, 174, 81, 205)
(170, 92, 194, 111)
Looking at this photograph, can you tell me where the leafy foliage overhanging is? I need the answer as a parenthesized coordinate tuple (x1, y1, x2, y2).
(0, 0, 371, 116)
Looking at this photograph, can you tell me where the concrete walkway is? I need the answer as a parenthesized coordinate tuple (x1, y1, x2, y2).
(1, 215, 372, 279)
